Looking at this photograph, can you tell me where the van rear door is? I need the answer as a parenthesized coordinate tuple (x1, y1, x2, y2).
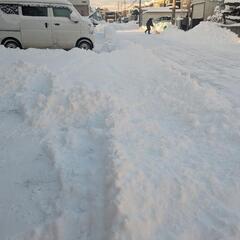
(20, 5, 53, 48)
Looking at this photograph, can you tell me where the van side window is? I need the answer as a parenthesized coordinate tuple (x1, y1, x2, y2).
(22, 6, 48, 17)
(53, 7, 71, 18)
(0, 4, 19, 15)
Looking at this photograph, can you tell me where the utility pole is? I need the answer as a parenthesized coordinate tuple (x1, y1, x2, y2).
(120, 0, 122, 16)
(187, 0, 191, 17)
(172, 0, 176, 25)
(123, 0, 126, 17)
(117, 1, 119, 21)
(139, 0, 142, 27)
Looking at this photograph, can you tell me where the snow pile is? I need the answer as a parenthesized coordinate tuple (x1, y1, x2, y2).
(161, 22, 239, 46)
(99, 23, 140, 52)
(0, 23, 240, 240)
(0, 53, 120, 240)
(188, 22, 239, 44)
(95, 21, 137, 33)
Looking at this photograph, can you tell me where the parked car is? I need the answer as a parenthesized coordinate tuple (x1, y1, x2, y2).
(107, 19, 114, 23)
(121, 17, 129, 23)
(0, 0, 94, 50)
(154, 16, 171, 23)
(153, 16, 171, 33)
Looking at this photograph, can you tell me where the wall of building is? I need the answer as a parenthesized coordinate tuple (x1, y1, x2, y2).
(70, 0, 90, 16)
(192, 2, 205, 19)
(153, 0, 191, 9)
(204, 1, 221, 19)
(191, 0, 223, 21)
(74, 4, 89, 16)
(70, 0, 89, 5)
(153, 0, 165, 7)
(165, 0, 181, 8)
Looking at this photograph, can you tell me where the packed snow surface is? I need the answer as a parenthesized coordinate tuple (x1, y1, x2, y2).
(0, 22, 240, 240)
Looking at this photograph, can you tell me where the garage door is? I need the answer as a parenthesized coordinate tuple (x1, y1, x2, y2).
(192, 3, 204, 19)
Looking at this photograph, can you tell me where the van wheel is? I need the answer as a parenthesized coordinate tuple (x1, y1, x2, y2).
(77, 40, 92, 50)
(4, 39, 20, 49)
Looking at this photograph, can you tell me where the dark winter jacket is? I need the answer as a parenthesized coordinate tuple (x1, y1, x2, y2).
(146, 18, 154, 28)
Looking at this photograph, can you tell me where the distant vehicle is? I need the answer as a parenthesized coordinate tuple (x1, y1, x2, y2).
(152, 16, 171, 33)
(154, 16, 171, 23)
(107, 19, 114, 23)
(121, 17, 129, 23)
(0, 0, 94, 50)
(105, 11, 116, 23)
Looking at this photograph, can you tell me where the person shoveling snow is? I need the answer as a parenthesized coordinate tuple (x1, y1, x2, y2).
(145, 18, 154, 34)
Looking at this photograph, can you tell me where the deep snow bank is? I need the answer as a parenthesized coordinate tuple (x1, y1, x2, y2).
(97, 21, 239, 53)
(161, 22, 239, 46)
(0, 56, 121, 240)
(0, 23, 240, 240)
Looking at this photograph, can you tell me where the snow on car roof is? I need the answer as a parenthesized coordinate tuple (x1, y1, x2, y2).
(0, 0, 72, 5)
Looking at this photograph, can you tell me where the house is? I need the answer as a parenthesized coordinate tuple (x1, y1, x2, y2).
(105, 11, 118, 22)
(221, 0, 240, 36)
(165, 0, 182, 8)
(70, 0, 90, 16)
(142, 7, 188, 25)
(152, 0, 191, 9)
(191, 0, 223, 27)
(223, 0, 240, 23)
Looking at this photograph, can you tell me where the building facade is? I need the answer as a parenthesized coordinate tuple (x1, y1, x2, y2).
(191, 0, 223, 26)
(70, 0, 90, 16)
(153, 0, 190, 9)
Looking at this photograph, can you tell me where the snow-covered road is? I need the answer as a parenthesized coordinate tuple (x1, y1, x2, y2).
(0, 22, 240, 240)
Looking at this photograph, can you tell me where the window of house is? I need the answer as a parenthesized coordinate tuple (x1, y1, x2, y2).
(22, 6, 48, 17)
(53, 7, 71, 18)
(0, 4, 19, 15)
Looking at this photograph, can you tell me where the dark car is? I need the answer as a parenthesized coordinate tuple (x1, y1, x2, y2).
(154, 16, 171, 23)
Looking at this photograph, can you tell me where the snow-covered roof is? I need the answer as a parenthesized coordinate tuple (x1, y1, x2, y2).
(143, 7, 188, 13)
(226, 15, 240, 19)
(0, 0, 72, 5)
(224, 0, 240, 4)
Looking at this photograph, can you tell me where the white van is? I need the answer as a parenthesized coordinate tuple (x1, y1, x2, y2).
(0, 0, 94, 49)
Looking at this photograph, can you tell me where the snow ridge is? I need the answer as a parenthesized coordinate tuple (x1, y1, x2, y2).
(0, 61, 123, 240)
